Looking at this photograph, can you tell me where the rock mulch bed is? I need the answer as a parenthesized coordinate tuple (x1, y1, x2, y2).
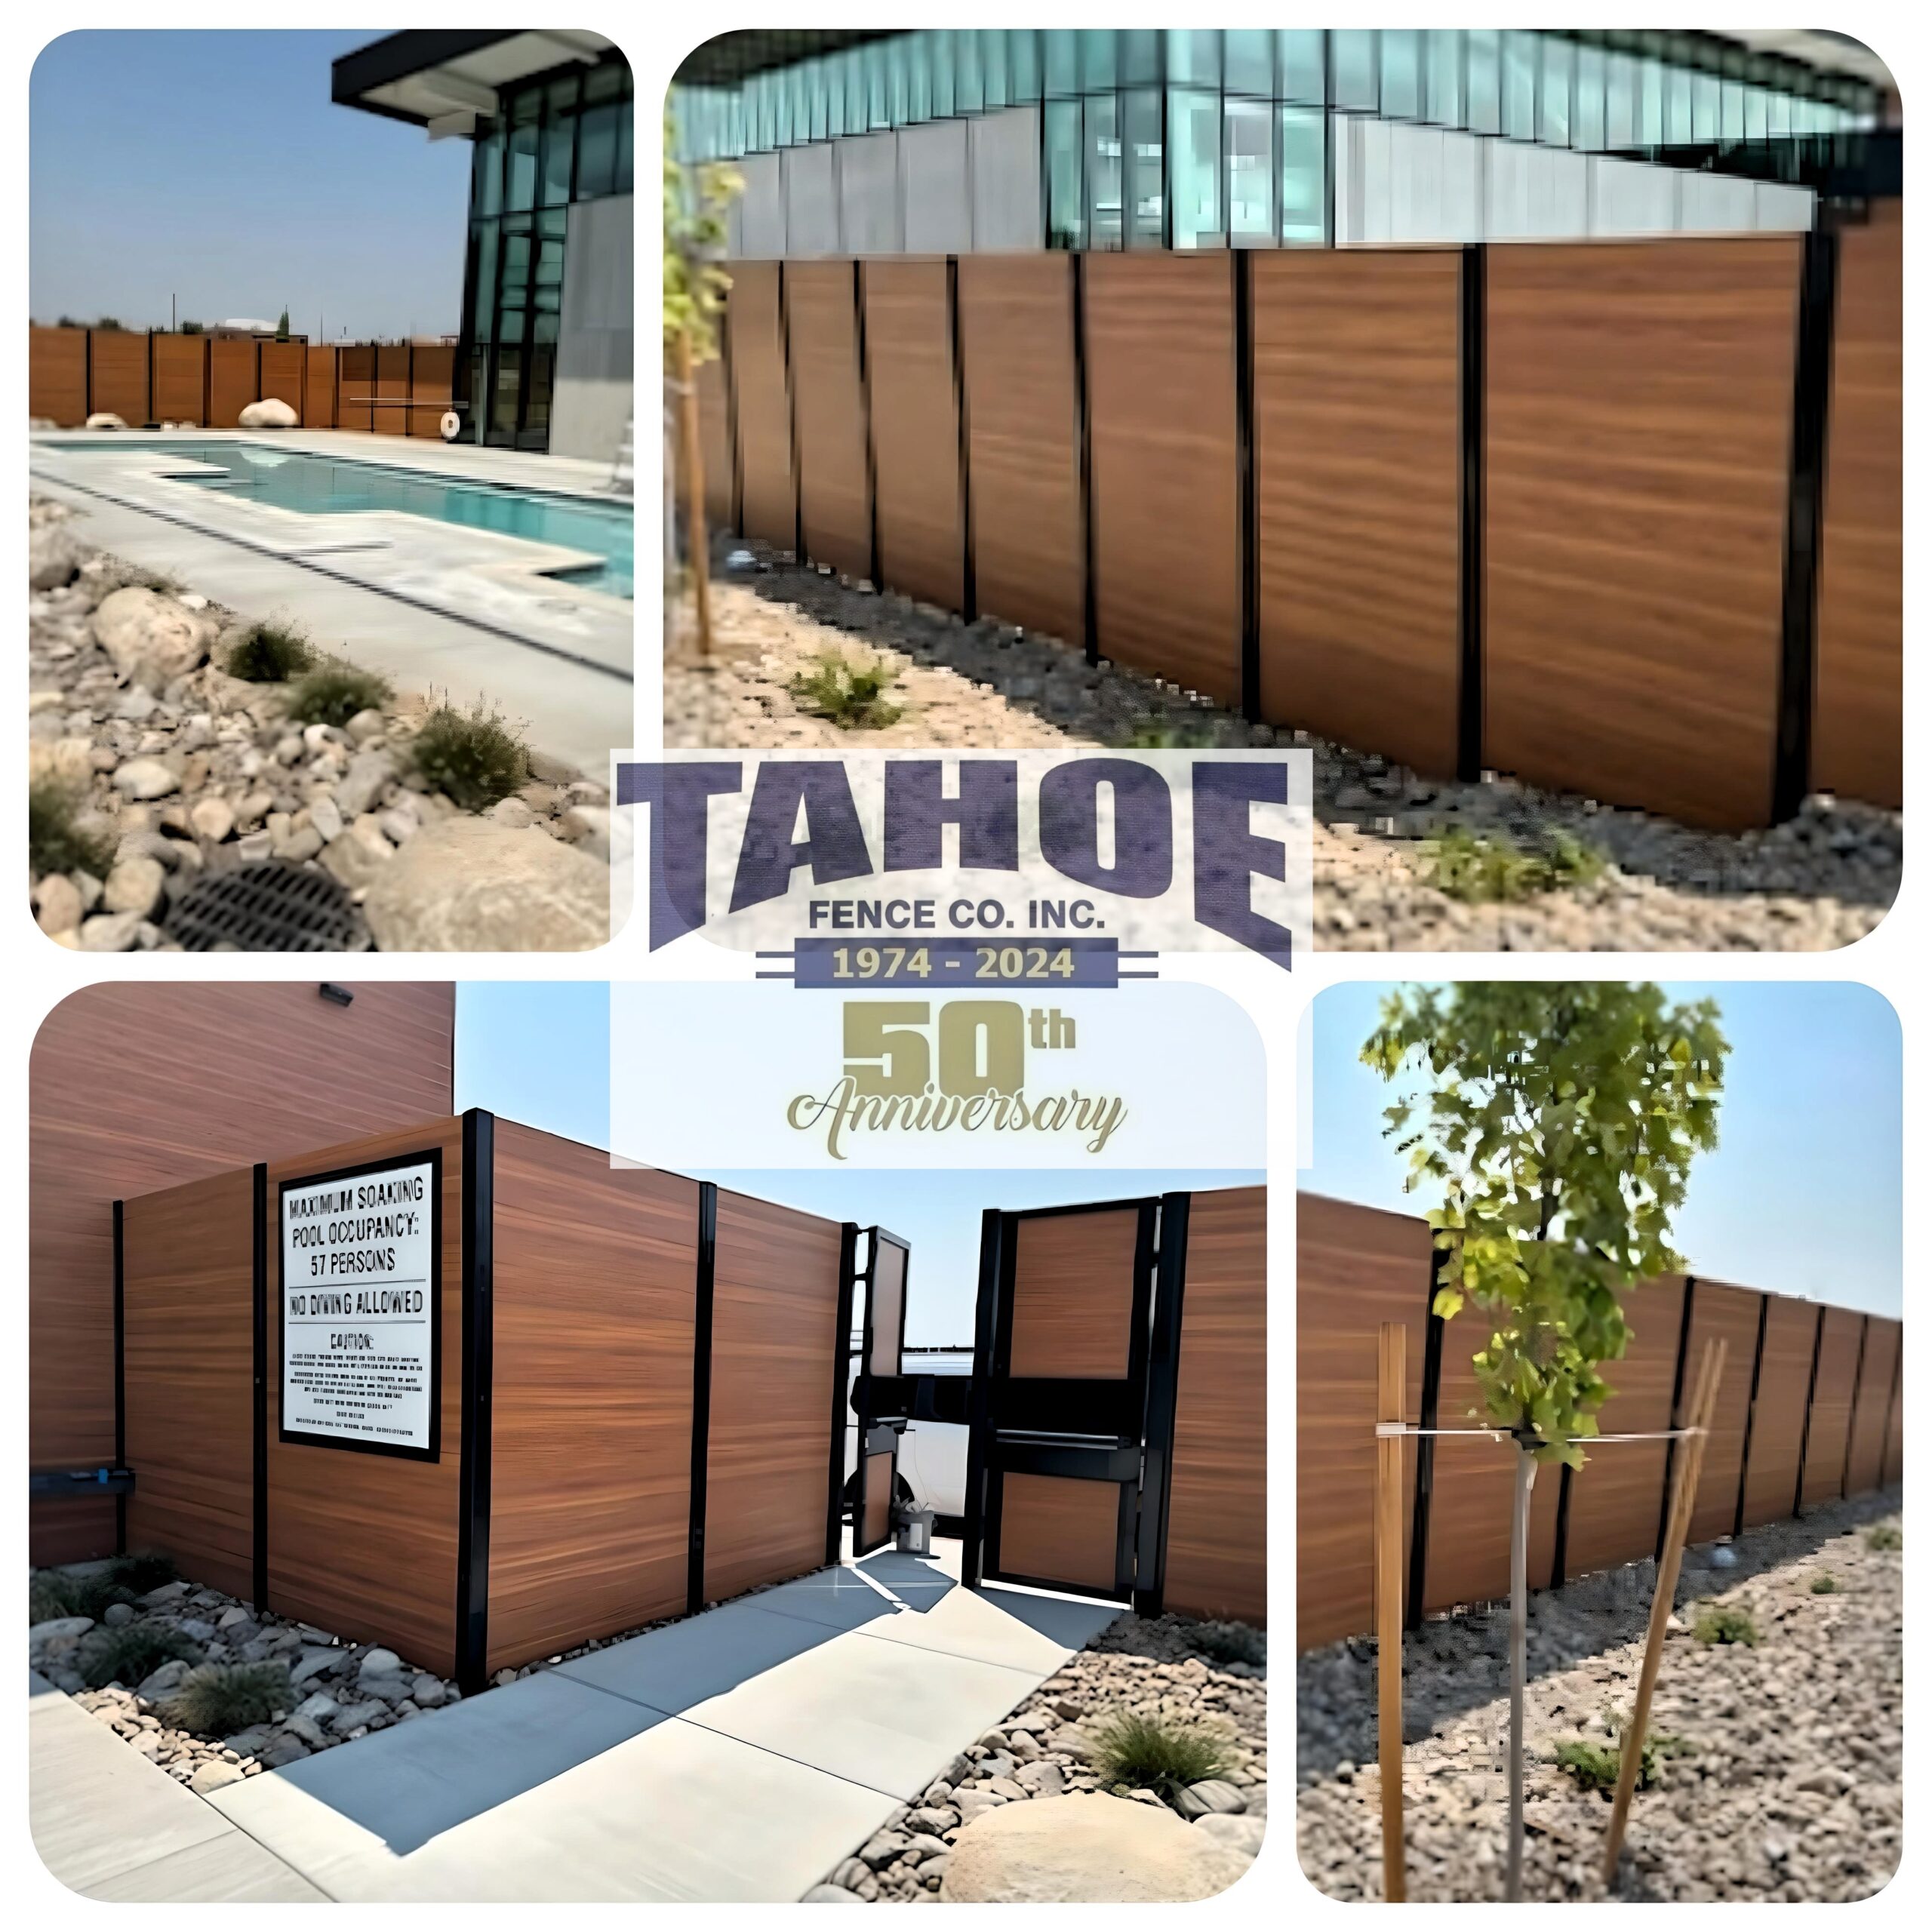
(666, 551, 1897, 952)
(1297, 1494, 1902, 1903)
(29, 498, 611, 952)
(30, 1571, 462, 1794)
(809, 1611, 1266, 1903)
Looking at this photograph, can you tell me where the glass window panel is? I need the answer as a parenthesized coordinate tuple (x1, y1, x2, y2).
(1467, 29, 1501, 135)
(1279, 30, 1324, 106)
(1334, 30, 1377, 112)
(1637, 59, 1664, 144)
(475, 127, 504, 220)
(1382, 29, 1420, 119)
(957, 29, 983, 114)
(1503, 32, 1536, 140)
(497, 304, 525, 346)
(1541, 38, 1573, 145)
(1224, 97, 1274, 245)
(1009, 31, 1041, 105)
(1426, 30, 1463, 127)
(584, 63, 623, 105)
(577, 103, 618, 198)
(1574, 48, 1604, 149)
(534, 309, 559, 345)
(773, 66, 792, 147)
(506, 94, 540, 211)
(1081, 29, 1118, 94)
(1121, 30, 1161, 88)
(541, 106, 574, 205)
(1279, 105, 1325, 245)
(983, 29, 1009, 109)
(1086, 90, 1121, 249)
(1124, 88, 1164, 247)
(1743, 85, 1768, 142)
(1665, 65, 1693, 142)
(931, 33, 955, 118)
(490, 351, 521, 437)
(470, 223, 497, 341)
(537, 208, 567, 240)
(867, 42, 890, 128)
(888, 39, 909, 125)
(1766, 91, 1792, 140)
(1167, 30, 1220, 89)
(1046, 97, 1084, 247)
(1693, 72, 1721, 141)
(616, 98, 633, 193)
(1225, 29, 1273, 98)
(908, 39, 932, 122)
(1169, 88, 1220, 248)
(1045, 29, 1078, 98)
(534, 235, 565, 285)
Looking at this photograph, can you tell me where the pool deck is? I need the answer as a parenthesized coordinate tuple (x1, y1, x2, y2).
(29, 429, 632, 782)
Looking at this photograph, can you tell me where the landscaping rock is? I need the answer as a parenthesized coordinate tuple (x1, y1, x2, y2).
(112, 756, 180, 801)
(941, 1795, 1252, 1903)
(30, 522, 83, 590)
(103, 855, 166, 918)
(361, 816, 608, 952)
(802, 1885, 866, 1903)
(238, 397, 299, 429)
(1176, 1778, 1247, 1820)
(93, 586, 216, 690)
(189, 1758, 247, 1794)
(85, 412, 129, 431)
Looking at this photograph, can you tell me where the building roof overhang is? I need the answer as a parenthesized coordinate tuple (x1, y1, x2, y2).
(332, 30, 620, 139)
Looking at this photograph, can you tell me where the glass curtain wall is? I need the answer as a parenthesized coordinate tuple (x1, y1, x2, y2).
(463, 55, 634, 448)
(670, 29, 1875, 251)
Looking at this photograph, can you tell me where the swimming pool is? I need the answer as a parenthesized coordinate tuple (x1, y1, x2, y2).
(44, 438, 633, 599)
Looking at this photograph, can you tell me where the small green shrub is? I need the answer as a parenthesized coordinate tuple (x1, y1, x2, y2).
(1866, 1524, 1902, 1552)
(1555, 1730, 1692, 1793)
(162, 1662, 292, 1737)
(29, 780, 115, 881)
(73, 1623, 203, 1690)
(1810, 1572, 1841, 1595)
(412, 703, 531, 812)
(286, 660, 393, 729)
(224, 620, 316, 683)
(31, 1552, 178, 1624)
(1417, 825, 1606, 904)
(1190, 1621, 1267, 1669)
(106, 1552, 179, 1595)
(1087, 1709, 1236, 1805)
(1693, 1604, 1760, 1647)
(789, 651, 903, 730)
(1115, 718, 1217, 750)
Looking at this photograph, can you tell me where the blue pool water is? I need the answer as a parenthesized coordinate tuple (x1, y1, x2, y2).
(48, 438, 632, 599)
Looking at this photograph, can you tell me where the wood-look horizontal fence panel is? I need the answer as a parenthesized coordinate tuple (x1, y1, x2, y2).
(374, 344, 411, 438)
(257, 341, 306, 423)
(1484, 238, 1799, 830)
(1814, 203, 1903, 809)
(1799, 1304, 1863, 1509)
(727, 262, 796, 550)
(408, 345, 455, 440)
(486, 1125, 697, 1674)
(1254, 249, 1463, 780)
(1844, 1315, 1900, 1497)
(789, 260, 873, 581)
(1738, 1295, 1820, 1530)
(696, 351, 734, 528)
(1881, 1348, 1903, 1488)
(337, 346, 376, 434)
(30, 326, 87, 424)
(1008, 1208, 1141, 1380)
(1681, 1280, 1766, 1547)
(862, 257, 965, 611)
(1086, 254, 1241, 707)
(997, 1471, 1118, 1594)
(208, 337, 258, 430)
(264, 1117, 468, 1679)
(1296, 1195, 1428, 1649)
(152, 335, 208, 425)
(955, 254, 1084, 646)
(703, 1189, 847, 1606)
(88, 331, 150, 426)
(1164, 1186, 1266, 1626)
(122, 1169, 257, 1601)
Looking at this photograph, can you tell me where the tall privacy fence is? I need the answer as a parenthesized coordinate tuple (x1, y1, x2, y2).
(690, 211, 1900, 829)
(1298, 1192, 1903, 1652)
(29, 325, 457, 438)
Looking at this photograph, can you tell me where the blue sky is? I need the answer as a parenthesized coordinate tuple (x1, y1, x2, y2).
(1304, 980, 1902, 1316)
(31, 31, 469, 339)
(454, 983, 1262, 1346)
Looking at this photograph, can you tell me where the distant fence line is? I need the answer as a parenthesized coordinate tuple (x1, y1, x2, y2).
(29, 326, 457, 439)
(1298, 1192, 1903, 1652)
(690, 211, 1900, 829)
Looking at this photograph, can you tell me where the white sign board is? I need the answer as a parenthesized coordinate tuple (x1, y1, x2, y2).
(279, 1155, 438, 1458)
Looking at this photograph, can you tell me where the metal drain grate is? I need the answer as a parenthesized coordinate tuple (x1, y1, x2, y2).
(168, 862, 369, 952)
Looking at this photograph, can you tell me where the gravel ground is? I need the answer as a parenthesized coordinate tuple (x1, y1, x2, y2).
(813, 1611, 1267, 1902)
(1297, 1494, 1902, 1903)
(666, 552, 1898, 952)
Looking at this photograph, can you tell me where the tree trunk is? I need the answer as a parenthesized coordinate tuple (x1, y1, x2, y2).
(672, 325, 713, 659)
(1507, 1444, 1537, 1901)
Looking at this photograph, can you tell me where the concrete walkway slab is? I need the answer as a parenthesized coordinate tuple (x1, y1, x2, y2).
(555, 1596, 843, 1712)
(682, 1625, 1041, 1799)
(859, 1580, 1121, 1675)
(749, 1563, 936, 1632)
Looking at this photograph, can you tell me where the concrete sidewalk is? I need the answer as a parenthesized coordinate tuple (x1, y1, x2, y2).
(32, 1553, 1118, 1903)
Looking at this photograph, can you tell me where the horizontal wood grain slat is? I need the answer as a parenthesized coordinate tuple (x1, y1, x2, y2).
(1008, 1209, 1141, 1380)
(1799, 1305, 1864, 1509)
(728, 263, 795, 550)
(1164, 1187, 1266, 1626)
(863, 258, 964, 611)
(697, 352, 734, 528)
(208, 337, 257, 430)
(1485, 239, 1798, 829)
(956, 254, 1084, 647)
(998, 1472, 1118, 1594)
(1739, 1297, 1818, 1528)
(257, 343, 305, 426)
(1844, 1315, 1900, 1497)
(1679, 1281, 1765, 1546)
(152, 336, 208, 425)
(1087, 254, 1241, 706)
(30, 327, 88, 425)
(485, 1125, 697, 1672)
(88, 331, 151, 426)
(1254, 251, 1462, 777)
(788, 259, 872, 581)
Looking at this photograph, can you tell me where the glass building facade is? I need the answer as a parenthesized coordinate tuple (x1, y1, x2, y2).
(462, 51, 634, 447)
(672, 29, 1876, 251)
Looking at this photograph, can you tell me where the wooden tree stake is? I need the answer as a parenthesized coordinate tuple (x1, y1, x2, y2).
(672, 325, 713, 659)
(1601, 1338, 1727, 1885)
(1376, 1321, 1407, 1903)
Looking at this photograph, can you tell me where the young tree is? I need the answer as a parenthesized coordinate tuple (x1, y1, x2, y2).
(275, 308, 291, 341)
(1363, 982, 1727, 1900)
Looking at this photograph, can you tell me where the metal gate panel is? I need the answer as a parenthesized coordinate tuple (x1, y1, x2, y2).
(851, 1229, 910, 1558)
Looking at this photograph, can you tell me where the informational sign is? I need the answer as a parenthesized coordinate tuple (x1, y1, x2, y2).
(279, 1152, 440, 1459)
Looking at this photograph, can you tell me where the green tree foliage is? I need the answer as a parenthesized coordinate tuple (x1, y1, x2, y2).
(663, 112, 740, 361)
(275, 309, 291, 341)
(1364, 983, 1727, 1467)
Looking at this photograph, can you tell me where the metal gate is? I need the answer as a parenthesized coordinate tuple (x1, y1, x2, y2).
(850, 1227, 911, 1558)
(964, 1195, 1191, 1609)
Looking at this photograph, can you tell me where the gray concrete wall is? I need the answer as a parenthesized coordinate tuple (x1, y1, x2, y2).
(839, 131, 903, 255)
(969, 106, 1044, 251)
(736, 152, 786, 257)
(551, 194, 632, 466)
(900, 121, 973, 254)
(783, 145, 839, 257)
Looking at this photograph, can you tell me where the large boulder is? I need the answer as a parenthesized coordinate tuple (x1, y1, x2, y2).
(239, 397, 299, 429)
(29, 521, 83, 590)
(940, 1795, 1252, 1905)
(361, 817, 610, 952)
(92, 586, 216, 691)
(85, 411, 128, 431)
